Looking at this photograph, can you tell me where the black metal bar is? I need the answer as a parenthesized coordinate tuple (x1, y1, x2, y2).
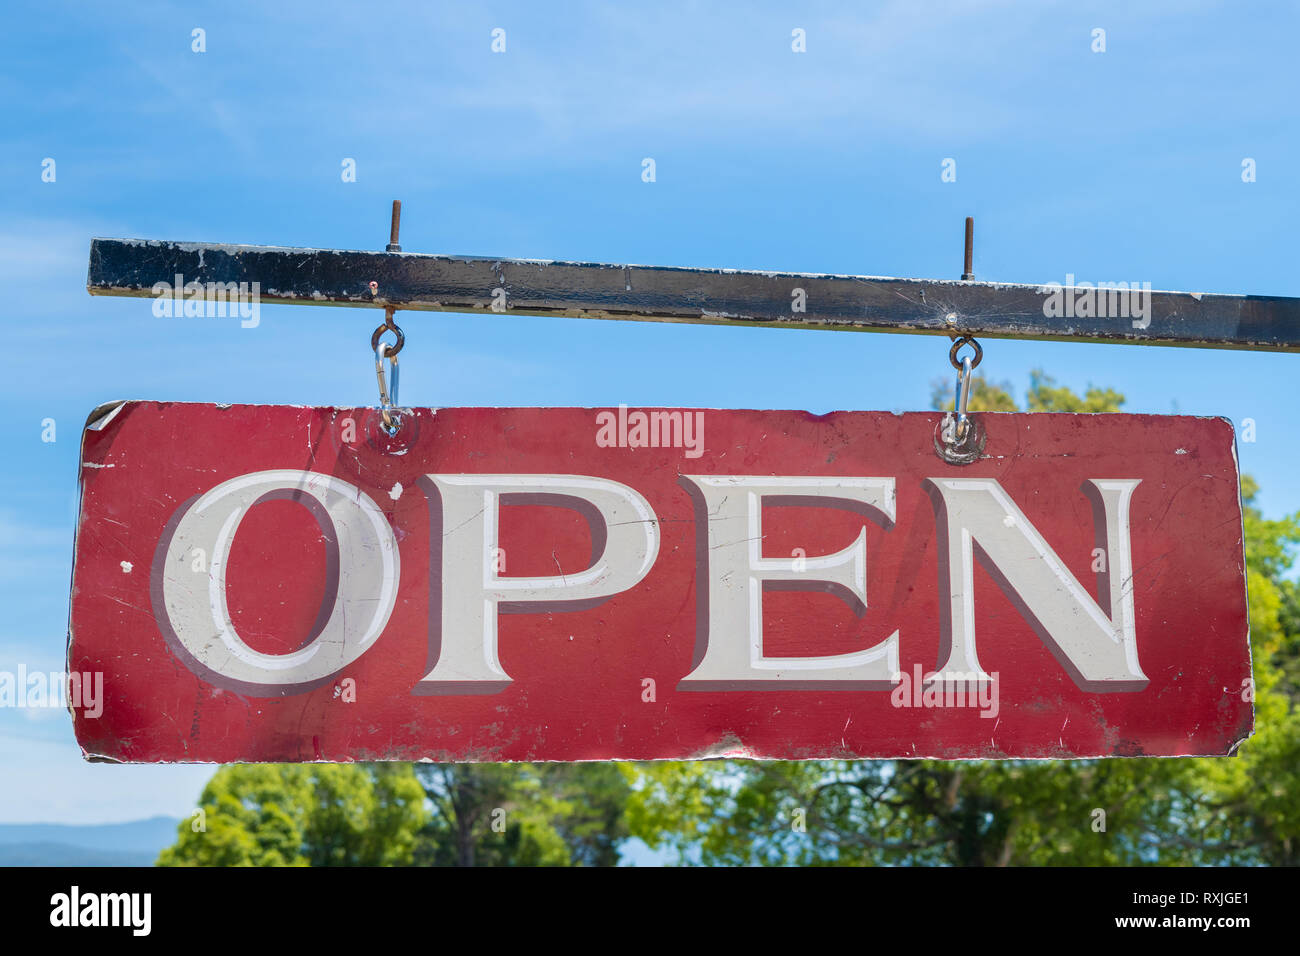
(86, 237, 1300, 351)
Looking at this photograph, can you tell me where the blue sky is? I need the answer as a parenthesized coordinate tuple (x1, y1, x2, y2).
(1, 0, 1297, 826)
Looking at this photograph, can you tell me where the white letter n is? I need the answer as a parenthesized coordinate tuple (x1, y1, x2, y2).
(922, 478, 1147, 691)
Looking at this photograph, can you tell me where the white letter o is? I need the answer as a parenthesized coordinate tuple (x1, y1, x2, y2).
(156, 470, 399, 694)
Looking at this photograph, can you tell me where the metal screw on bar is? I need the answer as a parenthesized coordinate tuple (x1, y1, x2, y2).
(386, 199, 402, 253)
(962, 216, 974, 281)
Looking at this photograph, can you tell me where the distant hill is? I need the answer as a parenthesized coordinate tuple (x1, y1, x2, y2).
(0, 842, 156, 866)
(0, 816, 180, 866)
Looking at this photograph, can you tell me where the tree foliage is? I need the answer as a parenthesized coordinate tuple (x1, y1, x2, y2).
(158, 764, 426, 867)
(413, 763, 629, 866)
(158, 762, 628, 867)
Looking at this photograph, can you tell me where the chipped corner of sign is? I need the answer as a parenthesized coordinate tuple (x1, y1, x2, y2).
(84, 400, 127, 433)
(79, 400, 131, 477)
(80, 748, 126, 765)
(1226, 731, 1253, 758)
(1226, 670, 1258, 759)
(69, 711, 124, 764)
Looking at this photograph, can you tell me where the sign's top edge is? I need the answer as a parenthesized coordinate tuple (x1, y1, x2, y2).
(79, 399, 1239, 426)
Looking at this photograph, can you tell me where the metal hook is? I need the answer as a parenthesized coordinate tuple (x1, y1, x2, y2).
(374, 336, 401, 435)
(953, 354, 973, 441)
(949, 335, 982, 371)
(943, 335, 981, 446)
(370, 309, 405, 356)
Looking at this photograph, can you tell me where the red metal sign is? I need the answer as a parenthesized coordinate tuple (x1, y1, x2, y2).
(68, 402, 1252, 761)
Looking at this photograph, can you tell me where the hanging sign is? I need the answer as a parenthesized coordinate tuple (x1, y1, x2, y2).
(68, 401, 1252, 762)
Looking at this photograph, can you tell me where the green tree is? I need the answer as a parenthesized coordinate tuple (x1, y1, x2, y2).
(158, 761, 630, 867)
(929, 368, 1123, 414)
(158, 764, 427, 867)
(413, 763, 630, 866)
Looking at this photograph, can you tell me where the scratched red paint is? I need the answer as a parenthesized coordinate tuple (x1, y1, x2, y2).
(68, 402, 1252, 761)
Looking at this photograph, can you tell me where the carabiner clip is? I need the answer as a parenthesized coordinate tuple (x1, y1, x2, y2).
(374, 337, 401, 435)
